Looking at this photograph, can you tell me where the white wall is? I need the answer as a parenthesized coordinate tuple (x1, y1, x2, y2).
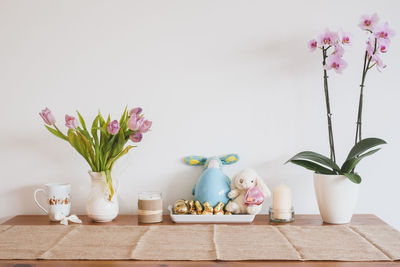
(1, 0, 399, 229)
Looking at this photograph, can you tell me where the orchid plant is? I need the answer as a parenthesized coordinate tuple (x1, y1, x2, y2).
(287, 13, 394, 183)
(39, 107, 152, 200)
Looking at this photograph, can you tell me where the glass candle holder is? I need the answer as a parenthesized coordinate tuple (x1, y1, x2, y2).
(269, 206, 295, 223)
(138, 191, 163, 223)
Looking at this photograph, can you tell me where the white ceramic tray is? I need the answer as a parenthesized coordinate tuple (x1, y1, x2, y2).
(168, 205, 255, 223)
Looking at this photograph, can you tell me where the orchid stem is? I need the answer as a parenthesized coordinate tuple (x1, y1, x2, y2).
(355, 38, 377, 145)
(322, 47, 336, 163)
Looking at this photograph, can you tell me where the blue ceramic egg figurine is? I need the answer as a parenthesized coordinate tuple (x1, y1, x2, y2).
(184, 154, 239, 207)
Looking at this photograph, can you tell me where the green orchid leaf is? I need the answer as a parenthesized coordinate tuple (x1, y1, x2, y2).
(287, 151, 340, 173)
(288, 160, 336, 175)
(346, 138, 386, 160)
(341, 148, 381, 173)
(344, 173, 362, 184)
(45, 125, 68, 141)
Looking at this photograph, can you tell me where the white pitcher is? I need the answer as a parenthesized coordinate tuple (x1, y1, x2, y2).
(86, 171, 119, 222)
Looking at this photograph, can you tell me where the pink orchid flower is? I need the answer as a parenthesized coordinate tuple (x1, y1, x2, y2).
(318, 29, 339, 46)
(378, 38, 390, 53)
(359, 13, 379, 31)
(130, 132, 143, 143)
(107, 120, 120, 135)
(324, 55, 348, 74)
(128, 114, 144, 131)
(139, 120, 152, 133)
(308, 39, 318, 51)
(129, 107, 142, 117)
(65, 115, 78, 129)
(371, 53, 386, 72)
(374, 22, 395, 40)
(333, 45, 345, 57)
(340, 31, 351, 45)
(39, 108, 56, 125)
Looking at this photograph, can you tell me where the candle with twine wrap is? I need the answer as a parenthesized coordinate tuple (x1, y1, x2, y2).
(138, 191, 163, 223)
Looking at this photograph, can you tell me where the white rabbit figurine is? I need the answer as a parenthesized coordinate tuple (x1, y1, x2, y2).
(225, 169, 271, 215)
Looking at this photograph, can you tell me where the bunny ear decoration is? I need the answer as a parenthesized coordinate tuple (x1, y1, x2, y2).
(219, 154, 239, 165)
(184, 156, 207, 166)
(256, 176, 271, 199)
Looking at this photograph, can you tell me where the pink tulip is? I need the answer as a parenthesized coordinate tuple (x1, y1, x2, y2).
(129, 107, 142, 116)
(128, 115, 144, 131)
(324, 55, 347, 74)
(139, 120, 152, 133)
(39, 108, 56, 125)
(318, 29, 339, 46)
(308, 39, 318, 52)
(374, 22, 395, 40)
(130, 132, 143, 143)
(359, 13, 379, 31)
(65, 115, 78, 129)
(107, 120, 120, 135)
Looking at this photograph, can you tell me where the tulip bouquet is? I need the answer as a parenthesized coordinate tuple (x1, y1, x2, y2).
(287, 13, 394, 183)
(39, 107, 152, 200)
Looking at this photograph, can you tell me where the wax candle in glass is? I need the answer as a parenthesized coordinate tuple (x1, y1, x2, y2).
(138, 191, 163, 223)
(269, 184, 294, 222)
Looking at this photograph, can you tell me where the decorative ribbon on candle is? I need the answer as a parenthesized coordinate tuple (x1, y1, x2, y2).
(138, 209, 162, 216)
(54, 212, 82, 225)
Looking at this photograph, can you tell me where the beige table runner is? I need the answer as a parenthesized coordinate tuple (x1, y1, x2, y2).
(0, 224, 399, 261)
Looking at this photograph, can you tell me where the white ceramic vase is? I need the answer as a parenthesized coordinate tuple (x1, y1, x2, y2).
(86, 171, 119, 222)
(313, 173, 360, 224)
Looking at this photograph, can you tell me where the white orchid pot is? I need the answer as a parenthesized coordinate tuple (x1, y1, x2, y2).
(86, 171, 119, 222)
(313, 173, 360, 224)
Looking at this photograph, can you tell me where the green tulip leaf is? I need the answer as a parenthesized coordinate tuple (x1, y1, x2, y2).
(106, 145, 134, 170)
(45, 125, 68, 141)
(344, 173, 362, 184)
(76, 110, 87, 131)
(91, 115, 100, 145)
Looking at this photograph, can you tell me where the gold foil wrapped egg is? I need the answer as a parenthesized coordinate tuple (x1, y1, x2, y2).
(173, 199, 189, 214)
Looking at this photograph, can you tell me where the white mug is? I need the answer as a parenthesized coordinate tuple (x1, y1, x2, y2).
(34, 183, 71, 221)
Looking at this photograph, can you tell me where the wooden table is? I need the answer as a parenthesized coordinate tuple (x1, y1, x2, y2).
(1, 214, 397, 267)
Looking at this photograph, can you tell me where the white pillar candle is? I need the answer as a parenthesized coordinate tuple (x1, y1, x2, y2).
(272, 184, 292, 220)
